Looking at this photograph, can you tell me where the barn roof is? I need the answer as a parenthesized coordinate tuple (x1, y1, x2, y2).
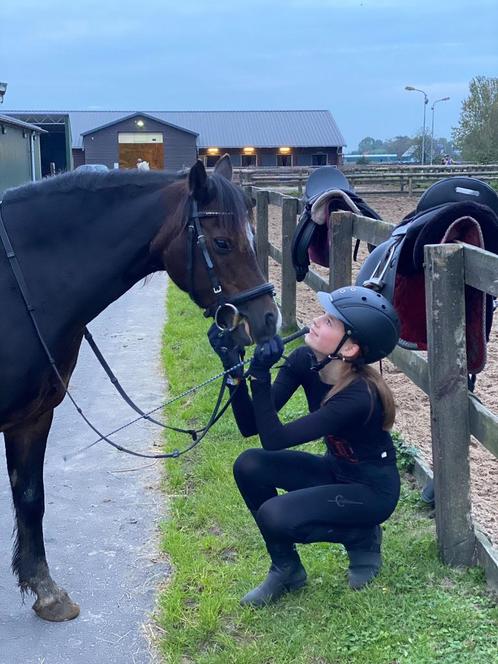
(6, 110, 345, 149)
(0, 114, 47, 133)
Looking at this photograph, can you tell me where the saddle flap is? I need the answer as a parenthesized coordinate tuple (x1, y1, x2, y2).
(291, 206, 318, 282)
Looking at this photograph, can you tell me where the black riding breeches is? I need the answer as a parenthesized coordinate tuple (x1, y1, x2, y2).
(233, 448, 400, 547)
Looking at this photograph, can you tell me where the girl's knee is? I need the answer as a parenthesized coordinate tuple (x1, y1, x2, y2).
(233, 448, 266, 482)
(256, 498, 290, 540)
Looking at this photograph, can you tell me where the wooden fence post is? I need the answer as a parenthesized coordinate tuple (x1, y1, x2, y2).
(255, 189, 269, 279)
(281, 197, 298, 329)
(329, 211, 353, 290)
(424, 243, 475, 566)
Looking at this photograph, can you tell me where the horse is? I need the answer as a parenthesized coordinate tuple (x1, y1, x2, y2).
(0, 154, 278, 622)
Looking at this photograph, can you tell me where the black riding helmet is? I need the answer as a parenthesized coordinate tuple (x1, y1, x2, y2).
(317, 286, 400, 364)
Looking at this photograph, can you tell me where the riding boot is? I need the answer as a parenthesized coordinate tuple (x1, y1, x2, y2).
(344, 525, 382, 590)
(240, 543, 307, 607)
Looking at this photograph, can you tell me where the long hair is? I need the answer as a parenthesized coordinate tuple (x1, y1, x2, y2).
(322, 362, 396, 430)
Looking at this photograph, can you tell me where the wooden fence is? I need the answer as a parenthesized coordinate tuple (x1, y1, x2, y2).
(238, 165, 498, 196)
(249, 185, 498, 592)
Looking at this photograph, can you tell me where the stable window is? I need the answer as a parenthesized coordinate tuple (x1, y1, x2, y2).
(277, 154, 293, 166)
(241, 154, 256, 166)
(312, 153, 327, 166)
(206, 155, 220, 167)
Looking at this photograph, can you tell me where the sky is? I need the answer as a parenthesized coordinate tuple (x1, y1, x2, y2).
(1, 0, 497, 151)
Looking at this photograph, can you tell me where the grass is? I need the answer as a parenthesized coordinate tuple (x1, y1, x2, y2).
(156, 285, 498, 664)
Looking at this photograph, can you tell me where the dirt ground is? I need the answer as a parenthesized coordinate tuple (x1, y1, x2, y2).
(265, 194, 498, 547)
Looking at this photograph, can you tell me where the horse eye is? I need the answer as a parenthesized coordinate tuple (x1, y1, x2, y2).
(214, 238, 232, 253)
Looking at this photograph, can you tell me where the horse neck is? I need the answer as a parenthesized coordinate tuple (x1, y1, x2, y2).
(8, 179, 179, 328)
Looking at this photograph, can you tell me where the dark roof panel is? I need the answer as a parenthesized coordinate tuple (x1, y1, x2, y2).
(6, 110, 345, 149)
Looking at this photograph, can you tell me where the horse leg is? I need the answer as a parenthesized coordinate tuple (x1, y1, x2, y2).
(4, 409, 80, 621)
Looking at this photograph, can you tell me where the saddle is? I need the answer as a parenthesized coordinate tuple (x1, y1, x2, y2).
(291, 166, 381, 281)
(356, 177, 498, 374)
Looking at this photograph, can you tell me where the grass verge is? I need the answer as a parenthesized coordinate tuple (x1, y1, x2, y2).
(156, 285, 498, 664)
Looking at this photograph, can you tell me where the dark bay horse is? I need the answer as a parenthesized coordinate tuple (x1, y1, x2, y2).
(0, 155, 278, 621)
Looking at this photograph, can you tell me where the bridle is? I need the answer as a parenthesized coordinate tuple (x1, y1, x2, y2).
(186, 197, 275, 331)
(0, 194, 276, 461)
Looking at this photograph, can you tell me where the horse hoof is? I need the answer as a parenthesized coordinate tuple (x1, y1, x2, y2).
(33, 591, 80, 622)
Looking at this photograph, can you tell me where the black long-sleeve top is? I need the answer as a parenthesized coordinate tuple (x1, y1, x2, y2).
(231, 346, 396, 465)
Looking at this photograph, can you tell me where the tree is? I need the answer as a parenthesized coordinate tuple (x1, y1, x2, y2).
(384, 136, 414, 159)
(357, 137, 386, 154)
(410, 130, 432, 163)
(453, 76, 498, 163)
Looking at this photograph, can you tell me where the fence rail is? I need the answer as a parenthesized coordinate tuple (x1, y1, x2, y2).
(249, 184, 498, 591)
(239, 165, 498, 195)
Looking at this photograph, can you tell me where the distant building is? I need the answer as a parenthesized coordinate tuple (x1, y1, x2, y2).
(0, 114, 46, 197)
(344, 153, 399, 164)
(5, 110, 346, 173)
(344, 151, 417, 165)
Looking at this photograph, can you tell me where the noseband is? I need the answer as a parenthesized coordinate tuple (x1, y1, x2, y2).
(186, 197, 275, 331)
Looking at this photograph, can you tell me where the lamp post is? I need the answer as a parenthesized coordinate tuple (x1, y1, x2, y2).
(0, 82, 7, 104)
(430, 96, 450, 164)
(405, 86, 429, 165)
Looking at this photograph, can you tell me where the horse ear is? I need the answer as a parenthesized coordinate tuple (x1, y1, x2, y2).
(189, 160, 208, 199)
(213, 154, 233, 181)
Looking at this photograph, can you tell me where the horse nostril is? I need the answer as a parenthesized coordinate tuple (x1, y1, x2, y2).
(265, 312, 276, 330)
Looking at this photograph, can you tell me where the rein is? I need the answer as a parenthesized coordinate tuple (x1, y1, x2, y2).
(0, 197, 286, 461)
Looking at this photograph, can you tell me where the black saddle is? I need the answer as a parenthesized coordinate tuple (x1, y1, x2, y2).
(356, 177, 498, 373)
(291, 166, 381, 282)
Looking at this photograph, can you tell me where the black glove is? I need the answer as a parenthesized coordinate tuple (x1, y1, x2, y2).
(207, 323, 245, 379)
(249, 335, 285, 381)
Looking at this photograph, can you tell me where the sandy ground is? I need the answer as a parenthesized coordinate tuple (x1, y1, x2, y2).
(264, 194, 498, 548)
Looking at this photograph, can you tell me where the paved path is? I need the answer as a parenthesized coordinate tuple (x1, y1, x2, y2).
(0, 275, 170, 664)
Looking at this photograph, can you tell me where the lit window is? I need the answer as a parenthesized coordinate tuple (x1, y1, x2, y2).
(279, 147, 291, 154)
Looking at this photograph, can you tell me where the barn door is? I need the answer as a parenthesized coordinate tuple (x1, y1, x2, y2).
(118, 132, 164, 169)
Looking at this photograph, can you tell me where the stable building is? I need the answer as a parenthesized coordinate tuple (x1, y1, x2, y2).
(5, 110, 345, 172)
(0, 114, 46, 197)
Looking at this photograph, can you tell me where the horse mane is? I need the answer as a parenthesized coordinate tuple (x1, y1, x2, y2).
(3, 169, 183, 204)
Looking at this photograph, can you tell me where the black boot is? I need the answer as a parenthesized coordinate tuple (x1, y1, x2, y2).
(345, 525, 382, 590)
(240, 543, 307, 607)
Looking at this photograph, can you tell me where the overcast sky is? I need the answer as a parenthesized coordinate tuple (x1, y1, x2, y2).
(1, 0, 497, 151)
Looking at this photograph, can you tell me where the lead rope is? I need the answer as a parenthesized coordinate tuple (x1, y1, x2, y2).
(0, 203, 232, 460)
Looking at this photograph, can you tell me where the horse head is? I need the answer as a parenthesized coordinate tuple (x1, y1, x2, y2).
(152, 155, 280, 345)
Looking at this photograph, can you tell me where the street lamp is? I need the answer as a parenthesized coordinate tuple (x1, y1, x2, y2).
(405, 85, 429, 165)
(430, 96, 450, 164)
(0, 82, 7, 104)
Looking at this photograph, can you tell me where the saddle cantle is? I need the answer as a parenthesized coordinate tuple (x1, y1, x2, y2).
(291, 166, 381, 282)
(356, 177, 498, 374)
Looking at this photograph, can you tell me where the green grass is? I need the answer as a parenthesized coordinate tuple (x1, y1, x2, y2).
(156, 285, 498, 664)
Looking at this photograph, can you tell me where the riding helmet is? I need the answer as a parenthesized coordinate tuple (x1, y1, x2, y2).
(317, 286, 400, 364)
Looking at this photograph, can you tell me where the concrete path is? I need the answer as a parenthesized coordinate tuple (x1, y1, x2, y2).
(0, 275, 170, 664)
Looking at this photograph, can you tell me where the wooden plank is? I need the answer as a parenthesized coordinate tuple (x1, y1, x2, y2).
(329, 211, 353, 289)
(268, 243, 281, 263)
(424, 244, 475, 566)
(281, 197, 298, 329)
(268, 190, 285, 206)
(389, 346, 429, 394)
(463, 244, 498, 297)
(255, 190, 269, 279)
(303, 268, 328, 293)
(475, 529, 498, 594)
(352, 215, 394, 245)
(469, 396, 498, 458)
(411, 455, 498, 594)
